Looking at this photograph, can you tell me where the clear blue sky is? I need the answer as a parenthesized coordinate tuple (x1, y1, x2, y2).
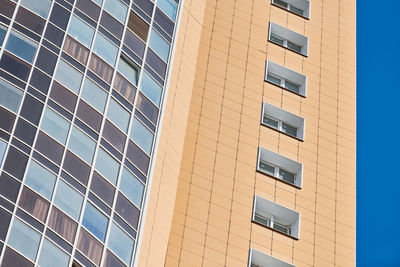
(357, 1, 400, 266)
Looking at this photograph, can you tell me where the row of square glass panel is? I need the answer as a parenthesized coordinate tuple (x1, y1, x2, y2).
(258, 161, 296, 184)
(253, 213, 292, 235)
(270, 34, 302, 54)
(262, 115, 298, 138)
(266, 73, 300, 94)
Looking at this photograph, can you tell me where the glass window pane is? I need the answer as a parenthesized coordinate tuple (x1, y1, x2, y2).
(20, 0, 51, 18)
(93, 0, 103, 5)
(130, 117, 153, 155)
(282, 122, 297, 137)
(81, 78, 108, 113)
(140, 72, 162, 106)
(0, 140, 6, 166)
(273, 0, 288, 8)
(68, 15, 95, 48)
(93, 33, 118, 66)
(104, 0, 128, 24)
(106, 98, 130, 133)
(266, 73, 281, 86)
(120, 168, 144, 208)
(95, 148, 120, 185)
(5, 30, 38, 63)
(40, 108, 70, 144)
(0, 25, 6, 47)
(38, 239, 70, 267)
(82, 202, 109, 242)
(279, 168, 295, 184)
(157, 0, 177, 21)
(263, 116, 279, 129)
(284, 80, 300, 94)
(25, 160, 56, 200)
(0, 79, 23, 112)
(149, 29, 170, 62)
(8, 218, 41, 261)
(289, 5, 304, 16)
(54, 60, 83, 94)
(259, 161, 275, 176)
(108, 223, 134, 265)
(118, 57, 139, 86)
(270, 34, 284, 46)
(54, 180, 84, 220)
(287, 41, 301, 53)
(68, 126, 96, 164)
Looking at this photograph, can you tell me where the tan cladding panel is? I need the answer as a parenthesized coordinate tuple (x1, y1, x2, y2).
(165, 0, 356, 266)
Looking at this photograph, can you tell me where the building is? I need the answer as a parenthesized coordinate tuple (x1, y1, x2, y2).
(0, 0, 355, 266)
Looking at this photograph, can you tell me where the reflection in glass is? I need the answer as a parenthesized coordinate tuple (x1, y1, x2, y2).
(108, 223, 134, 265)
(0, 79, 23, 112)
(68, 15, 95, 48)
(68, 126, 96, 164)
(0, 24, 6, 46)
(95, 148, 120, 185)
(48, 207, 78, 244)
(8, 218, 41, 261)
(81, 78, 108, 113)
(20, 0, 51, 18)
(54, 60, 83, 94)
(40, 108, 70, 144)
(104, 0, 128, 24)
(118, 56, 139, 86)
(5, 30, 38, 63)
(130, 117, 153, 155)
(54, 180, 84, 220)
(0, 139, 6, 166)
(157, 0, 177, 21)
(120, 168, 144, 208)
(93, 33, 118, 66)
(82, 202, 109, 242)
(18, 187, 49, 223)
(77, 228, 103, 265)
(38, 238, 70, 267)
(106, 98, 130, 133)
(25, 160, 56, 200)
(149, 29, 170, 62)
(140, 71, 162, 106)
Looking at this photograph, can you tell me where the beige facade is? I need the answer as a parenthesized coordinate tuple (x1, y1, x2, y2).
(138, 0, 356, 266)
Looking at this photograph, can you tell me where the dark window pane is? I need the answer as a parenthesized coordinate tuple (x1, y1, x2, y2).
(77, 229, 103, 266)
(35, 47, 57, 75)
(115, 192, 140, 229)
(0, 106, 16, 132)
(3, 146, 28, 181)
(126, 140, 150, 175)
(50, 82, 78, 113)
(127, 11, 149, 41)
(100, 11, 123, 39)
(76, 101, 102, 132)
(0, 52, 31, 81)
(48, 206, 77, 244)
(0, 0, 16, 18)
(136, 92, 158, 124)
(20, 94, 43, 125)
(90, 172, 115, 206)
(44, 22, 65, 47)
(63, 150, 90, 185)
(124, 29, 145, 59)
(15, 7, 45, 35)
(49, 4, 70, 30)
(103, 120, 126, 153)
(154, 8, 174, 36)
(0, 207, 12, 240)
(63, 36, 89, 65)
(1, 247, 34, 267)
(88, 54, 113, 84)
(146, 48, 167, 78)
(74, 251, 96, 267)
(133, 0, 153, 17)
(113, 73, 136, 104)
(76, 0, 100, 21)
(14, 119, 37, 146)
(30, 68, 51, 95)
(45, 228, 73, 254)
(35, 131, 64, 165)
(18, 186, 49, 223)
(0, 172, 21, 202)
(11, 138, 30, 154)
(104, 250, 125, 267)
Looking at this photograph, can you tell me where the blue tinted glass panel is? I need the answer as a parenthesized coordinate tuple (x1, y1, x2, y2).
(0, 25, 6, 47)
(25, 160, 56, 200)
(81, 78, 108, 113)
(157, 0, 177, 21)
(20, 0, 51, 18)
(118, 57, 139, 86)
(68, 126, 96, 164)
(104, 0, 128, 24)
(120, 168, 144, 208)
(82, 202, 109, 242)
(140, 72, 162, 106)
(149, 29, 170, 62)
(93, 33, 118, 66)
(54, 180, 84, 220)
(5, 30, 38, 63)
(0, 79, 23, 112)
(41, 108, 70, 144)
(130, 118, 153, 155)
(93, 0, 103, 5)
(8, 218, 41, 261)
(0, 140, 6, 166)
(68, 15, 95, 48)
(108, 223, 134, 265)
(38, 239, 70, 267)
(106, 98, 130, 133)
(95, 148, 120, 185)
(54, 60, 83, 94)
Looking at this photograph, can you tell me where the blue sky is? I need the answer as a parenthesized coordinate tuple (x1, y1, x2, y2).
(357, 0, 400, 266)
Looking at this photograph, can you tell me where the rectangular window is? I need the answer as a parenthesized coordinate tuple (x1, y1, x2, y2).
(119, 168, 144, 208)
(54, 60, 83, 94)
(82, 202, 109, 242)
(130, 117, 153, 155)
(140, 71, 163, 106)
(54, 180, 84, 221)
(249, 249, 296, 267)
(0, 139, 6, 166)
(25, 160, 57, 200)
(40, 107, 71, 145)
(107, 222, 135, 265)
(38, 238, 70, 267)
(93, 33, 118, 66)
(68, 126, 97, 164)
(268, 22, 308, 56)
(5, 30, 38, 63)
(7, 218, 41, 261)
(106, 98, 130, 133)
(20, 0, 51, 18)
(118, 55, 140, 86)
(81, 78, 108, 113)
(104, 0, 128, 24)
(68, 15, 95, 48)
(157, 0, 178, 21)
(95, 148, 120, 185)
(149, 29, 170, 62)
(271, 0, 310, 19)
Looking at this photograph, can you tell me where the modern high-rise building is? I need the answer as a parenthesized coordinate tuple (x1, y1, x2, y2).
(0, 0, 355, 266)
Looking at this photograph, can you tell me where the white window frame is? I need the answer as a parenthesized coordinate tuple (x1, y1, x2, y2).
(271, 0, 310, 19)
(248, 248, 296, 267)
(268, 22, 309, 56)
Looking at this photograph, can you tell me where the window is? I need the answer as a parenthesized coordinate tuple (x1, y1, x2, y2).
(20, 0, 51, 18)
(157, 0, 178, 21)
(54, 60, 83, 94)
(25, 160, 57, 200)
(265, 61, 307, 96)
(271, 0, 310, 19)
(0, 25, 6, 47)
(40, 107, 71, 144)
(95, 148, 120, 185)
(5, 30, 38, 63)
(120, 168, 144, 208)
(81, 78, 108, 113)
(268, 22, 308, 56)
(140, 71, 162, 106)
(0, 139, 6, 166)
(257, 147, 303, 188)
(38, 238, 70, 267)
(253, 195, 300, 239)
(261, 102, 305, 140)
(118, 55, 140, 86)
(0, 79, 23, 113)
(130, 117, 154, 155)
(68, 15, 95, 48)
(106, 98, 130, 133)
(54, 180, 84, 220)
(104, 0, 128, 24)
(68, 126, 96, 164)
(149, 29, 170, 62)
(107, 222, 135, 265)
(7, 218, 41, 261)
(82, 202, 109, 242)
(93, 33, 118, 66)
(249, 248, 296, 267)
